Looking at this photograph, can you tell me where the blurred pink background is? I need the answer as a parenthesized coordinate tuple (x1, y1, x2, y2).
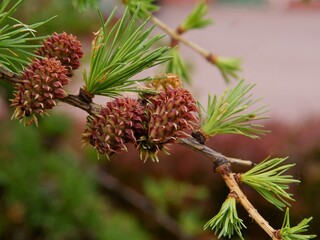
(155, 0, 320, 122)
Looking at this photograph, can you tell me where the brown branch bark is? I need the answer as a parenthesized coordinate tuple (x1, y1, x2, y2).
(177, 137, 255, 167)
(151, 16, 218, 65)
(59, 94, 99, 115)
(0, 66, 21, 84)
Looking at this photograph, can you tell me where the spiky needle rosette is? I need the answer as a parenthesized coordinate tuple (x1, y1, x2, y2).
(36, 32, 83, 76)
(138, 87, 199, 162)
(83, 8, 170, 97)
(82, 97, 146, 159)
(11, 57, 69, 126)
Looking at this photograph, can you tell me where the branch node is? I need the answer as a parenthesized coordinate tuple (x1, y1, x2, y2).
(79, 87, 94, 104)
(228, 190, 240, 203)
(214, 161, 231, 175)
(206, 53, 217, 64)
(274, 229, 282, 239)
(233, 173, 241, 183)
(191, 130, 206, 144)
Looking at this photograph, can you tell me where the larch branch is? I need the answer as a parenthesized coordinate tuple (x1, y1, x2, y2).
(178, 137, 280, 240)
(151, 16, 218, 64)
(1, 65, 280, 239)
(216, 164, 279, 240)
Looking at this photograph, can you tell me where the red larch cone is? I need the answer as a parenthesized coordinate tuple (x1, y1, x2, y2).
(138, 87, 199, 162)
(36, 32, 83, 77)
(11, 57, 69, 126)
(82, 97, 146, 159)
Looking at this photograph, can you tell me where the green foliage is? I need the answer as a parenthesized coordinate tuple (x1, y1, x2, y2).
(165, 47, 191, 84)
(143, 177, 209, 235)
(83, 7, 170, 97)
(204, 196, 246, 239)
(240, 157, 300, 210)
(180, 2, 213, 32)
(143, 177, 209, 211)
(72, 0, 99, 11)
(215, 56, 242, 83)
(123, 0, 159, 19)
(0, 119, 150, 240)
(199, 80, 268, 138)
(100, 212, 150, 240)
(280, 208, 316, 240)
(179, 209, 204, 235)
(16, 0, 98, 35)
(40, 113, 72, 137)
(0, 0, 52, 72)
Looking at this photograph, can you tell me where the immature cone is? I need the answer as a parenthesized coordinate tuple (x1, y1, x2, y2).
(82, 97, 145, 159)
(11, 58, 69, 126)
(36, 32, 83, 76)
(146, 73, 182, 91)
(138, 87, 199, 162)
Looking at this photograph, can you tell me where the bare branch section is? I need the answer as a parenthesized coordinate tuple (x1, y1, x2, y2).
(151, 16, 215, 63)
(59, 93, 99, 115)
(151, 15, 242, 83)
(0, 65, 21, 84)
(227, 157, 256, 167)
(177, 137, 255, 167)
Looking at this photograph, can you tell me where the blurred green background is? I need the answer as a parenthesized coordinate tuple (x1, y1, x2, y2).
(0, 0, 319, 239)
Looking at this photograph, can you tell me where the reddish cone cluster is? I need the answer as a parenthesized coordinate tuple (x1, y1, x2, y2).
(36, 32, 83, 76)
(11, 32, 83, 125)
(11, 58, 68, 125)
(82, 98, 146, 159)
(83, 75, 199, 161)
